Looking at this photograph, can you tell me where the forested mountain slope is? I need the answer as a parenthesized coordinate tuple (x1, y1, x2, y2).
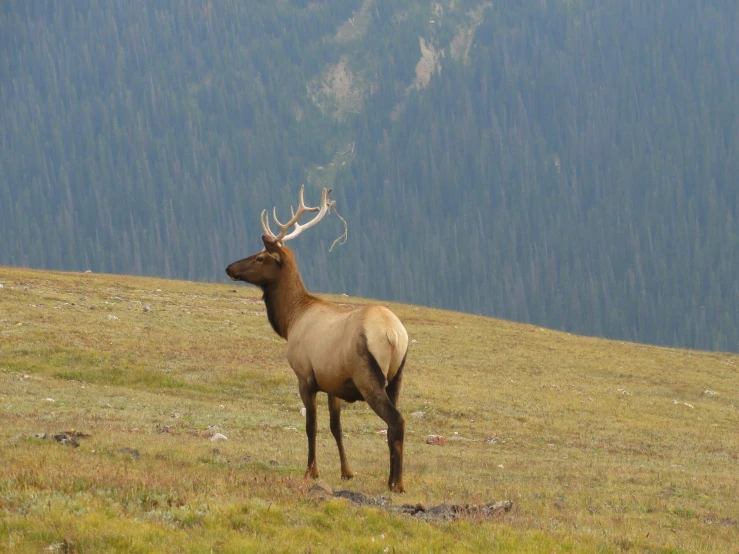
(1, 0, 738, 351)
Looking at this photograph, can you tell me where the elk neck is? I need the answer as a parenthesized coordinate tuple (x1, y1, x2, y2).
(260, 261, 319, 340)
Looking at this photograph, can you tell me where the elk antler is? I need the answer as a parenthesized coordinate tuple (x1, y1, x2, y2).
(261, 185, 339, 245)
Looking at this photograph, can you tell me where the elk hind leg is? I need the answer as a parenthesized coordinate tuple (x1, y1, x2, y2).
(383, 354, 406, 489)
(357, 379, 405, 492)
(386, 352, 406, 407)
(328, 394, 354, 479)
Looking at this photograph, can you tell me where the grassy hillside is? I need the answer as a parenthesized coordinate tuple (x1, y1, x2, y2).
(0, 266, 737, 553)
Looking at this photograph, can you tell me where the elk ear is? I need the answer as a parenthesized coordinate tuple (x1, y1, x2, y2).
(262, 235, 283, 264)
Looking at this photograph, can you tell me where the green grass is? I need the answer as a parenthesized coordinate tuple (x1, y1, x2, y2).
(1, 267, 737, 552)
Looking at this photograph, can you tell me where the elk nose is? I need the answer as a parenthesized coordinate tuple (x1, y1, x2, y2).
(225, 265, 240, 281)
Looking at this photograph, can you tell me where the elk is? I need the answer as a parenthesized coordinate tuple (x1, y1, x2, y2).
(225, 186, 409, 492)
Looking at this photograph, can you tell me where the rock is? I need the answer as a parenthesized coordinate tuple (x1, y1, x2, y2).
(210, 433, 228, 442)
(481, 500, 514, 516)
(426, 435, 446, 446)
(300, 407, 306, 417)
(48, 430, 90, 447)
(53, 433, 80, 447)
(395, 503, 428, 516)
(118, 447, 140, 458)
(333, 489, 513, 521)
(411, 411, 425, 419)
(333, 489, 366, 503)
(308, 481, 334, 501)
(334, 489, 392, 508)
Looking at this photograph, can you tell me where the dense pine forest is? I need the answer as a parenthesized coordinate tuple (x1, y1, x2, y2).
(1, 0, 738, 352)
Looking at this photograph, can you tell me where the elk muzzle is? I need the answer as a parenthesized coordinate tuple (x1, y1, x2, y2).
(225, 264, 239, 281)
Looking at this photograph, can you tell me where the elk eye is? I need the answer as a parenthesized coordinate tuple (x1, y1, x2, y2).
(256, 256, 264, 262)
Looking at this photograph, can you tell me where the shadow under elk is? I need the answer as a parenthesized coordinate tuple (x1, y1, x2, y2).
(225, 186, 409, 492)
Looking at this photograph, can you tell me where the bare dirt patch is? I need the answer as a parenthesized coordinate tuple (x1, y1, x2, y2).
(334, 0, 374, 42)
(450, 3, 491, 63)
(307, 56, 364, 120)
(412, 37, 442, 91)
(312, 484, 513, 522)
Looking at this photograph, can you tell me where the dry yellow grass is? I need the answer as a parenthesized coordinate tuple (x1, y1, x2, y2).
(1, 266, 737, 553)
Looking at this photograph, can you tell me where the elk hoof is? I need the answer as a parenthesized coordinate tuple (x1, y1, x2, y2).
(304, 462, 319, 479)
(341, 472, 354, 480)
(389, 482, 405, 493)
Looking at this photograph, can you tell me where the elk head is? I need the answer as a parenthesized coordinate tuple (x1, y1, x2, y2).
(224, 236, 285, 286)
(225, 186, 337, 287)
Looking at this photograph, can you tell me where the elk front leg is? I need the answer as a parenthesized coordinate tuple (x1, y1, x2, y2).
(328, 394, 354, 480)
(299, 382, 319, 479)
